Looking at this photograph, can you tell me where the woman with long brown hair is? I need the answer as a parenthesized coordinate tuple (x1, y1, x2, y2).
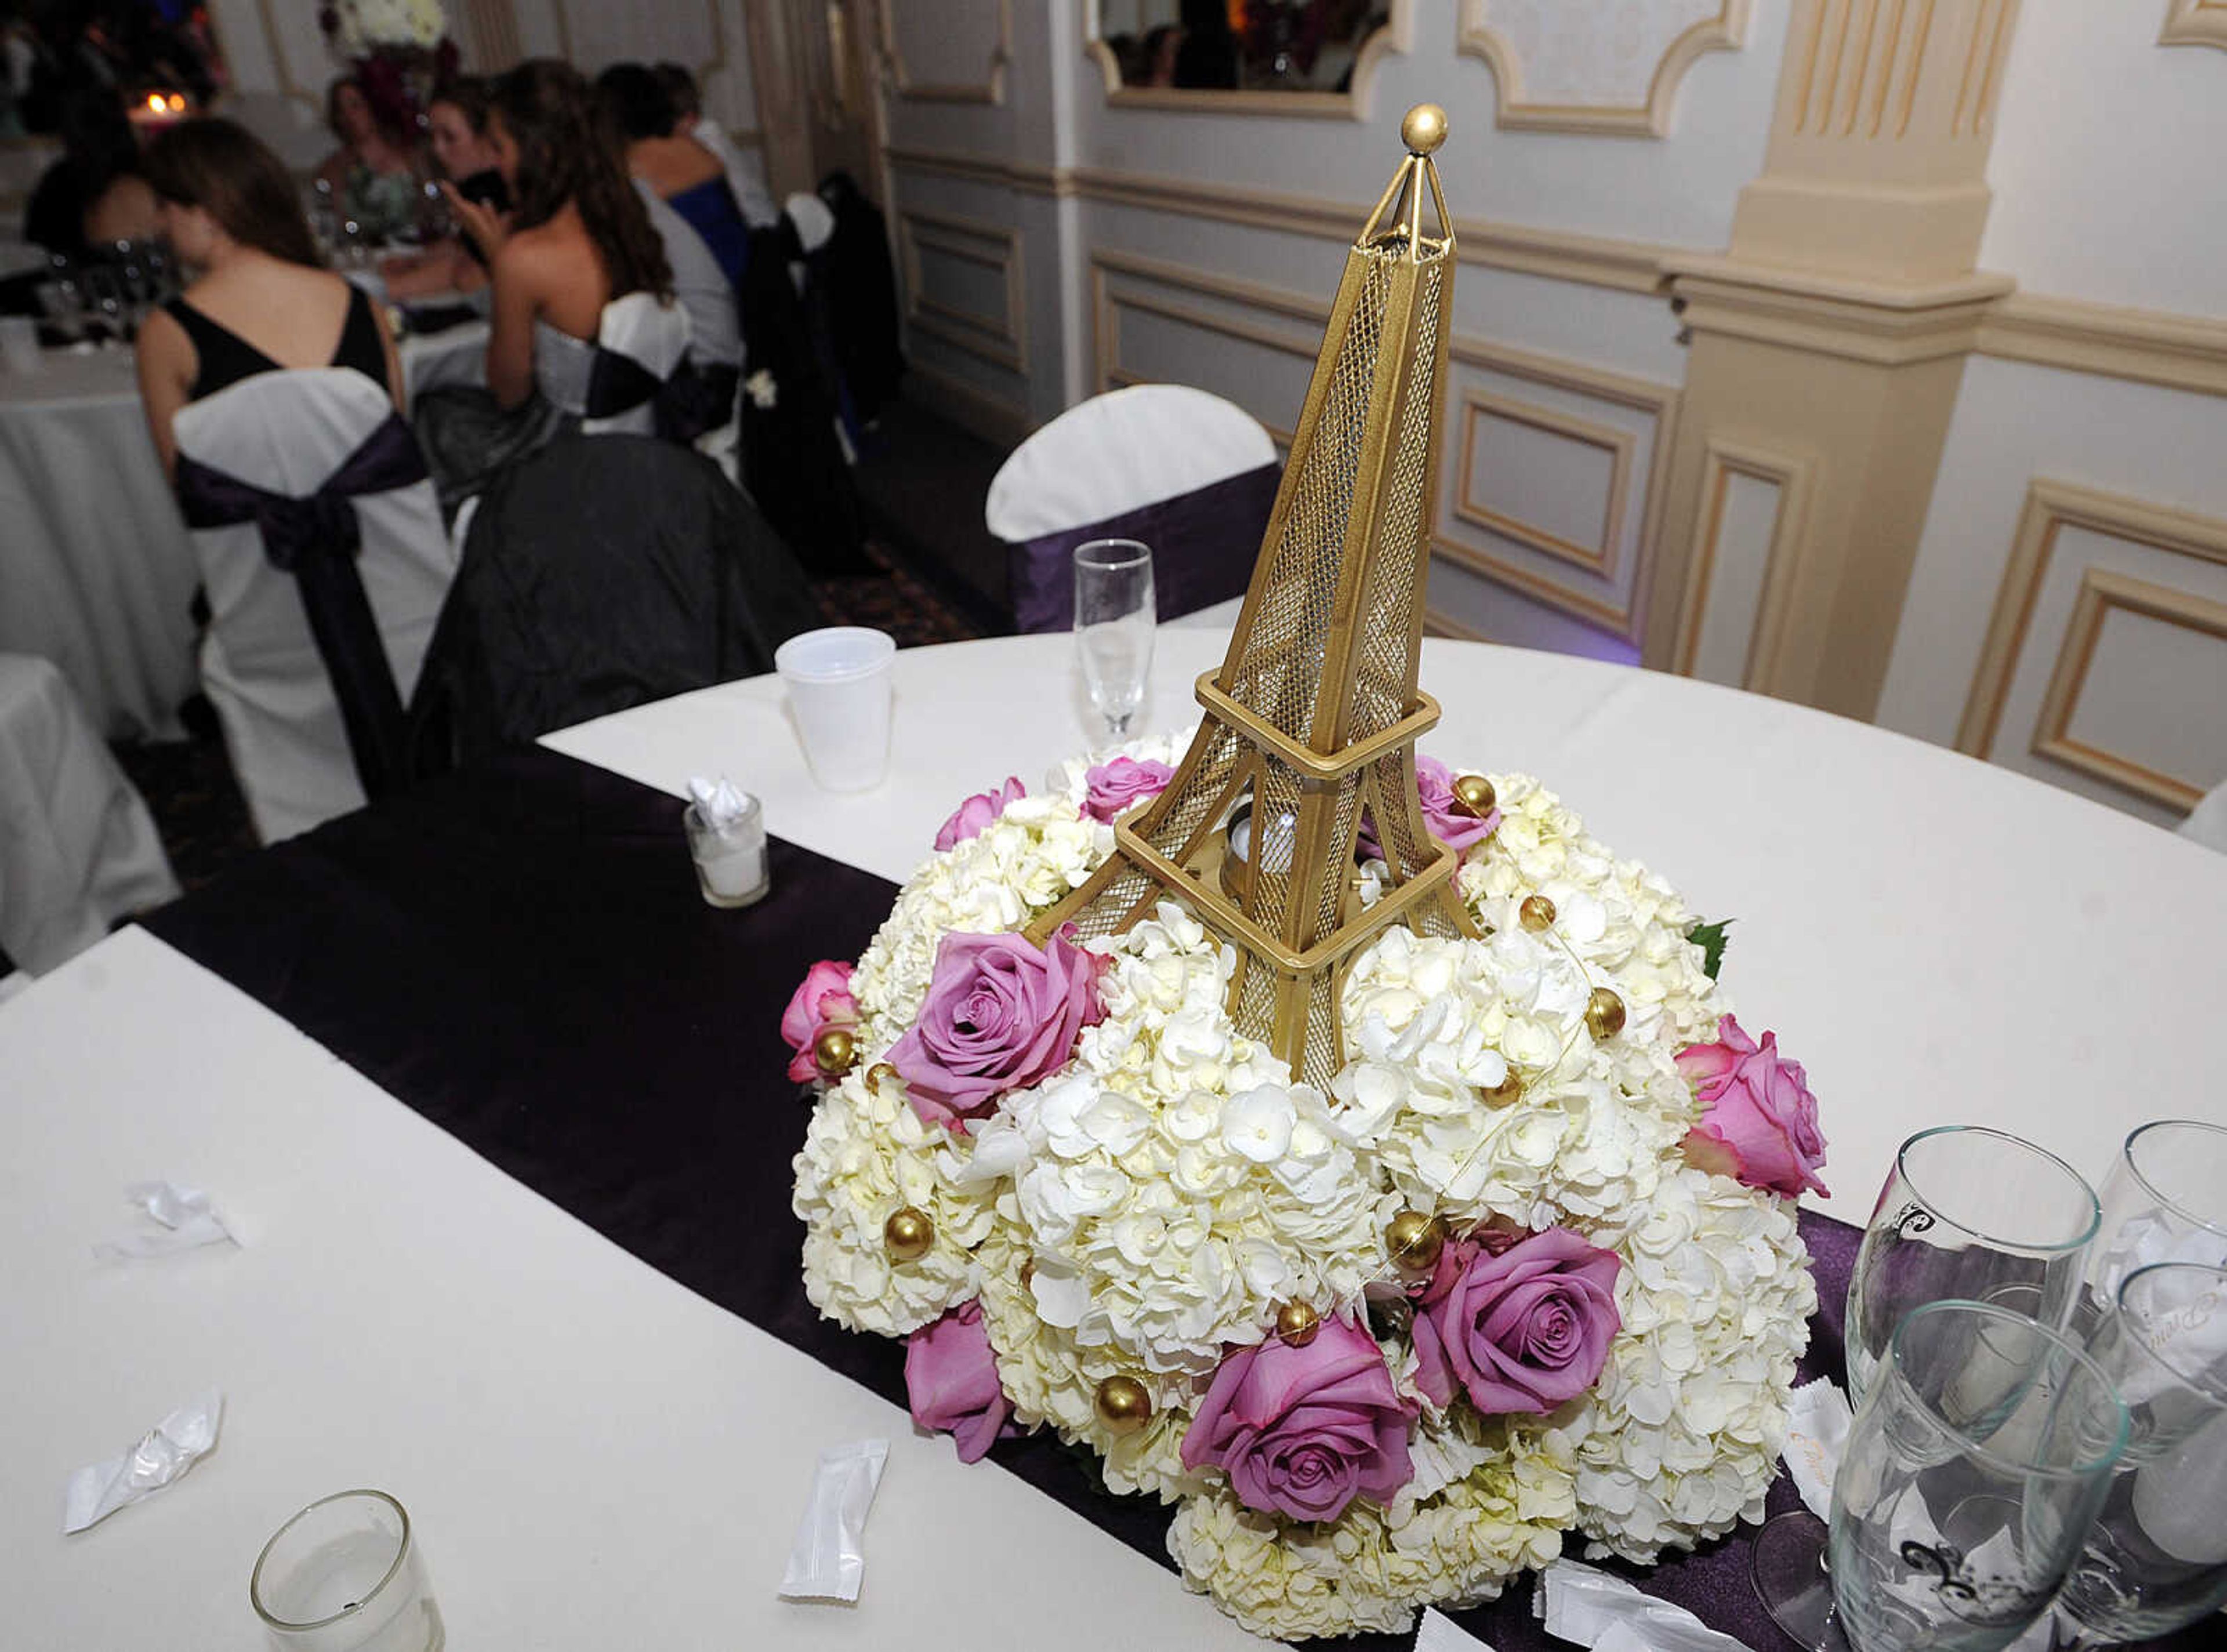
(315, 75, 426, 244)
(135, 117, 403, 480)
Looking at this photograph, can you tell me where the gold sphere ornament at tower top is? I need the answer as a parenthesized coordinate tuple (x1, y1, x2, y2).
(1484, 1070, 1524, 1107)
(883, 1205, 934, 1262)
(1275, 1301, 1322, 1348)
(1401, 102, 1449, 156)
(1586, 986, 1627, 1041)
(813, 1025, 857, 1077)
(1450, 773, 1495, 818)
(1096, 1375, 1153, 1434)
(1386, 1209, 1448, 1272)
(1519, 894, 1556, 932)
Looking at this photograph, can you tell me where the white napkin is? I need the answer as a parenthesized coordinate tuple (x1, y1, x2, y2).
(779, 1439, 887, 1603)
(92, 1181, 241, 1261)
(63, 1391, 223, 1533)
(1416, 1606, 1496, 1649)
(1535, 1559, 1751, 1651)
(687, 775, 753, 833)
(1782, 1375, 1853, 1519)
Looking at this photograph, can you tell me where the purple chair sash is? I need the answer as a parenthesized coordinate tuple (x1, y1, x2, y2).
(174, 412, 430, 801)
(1009, 459, 1282, 633)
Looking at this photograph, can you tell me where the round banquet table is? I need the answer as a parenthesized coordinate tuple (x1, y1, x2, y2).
(0, 322, 487, 739)
(2, 629, 2223, 1650)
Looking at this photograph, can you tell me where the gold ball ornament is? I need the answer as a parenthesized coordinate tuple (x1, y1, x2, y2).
(1483, 1070, 1525, 1107)
(1518, 894, 1557, 932)
(813, 1025, 857, 1077)
(1095, 1375, 1153, 1435)
(883, 1206, 934, 1262)
(1274, 1301, 1322, 1348)
(1586, 986, 1627, 1041)
(1386, 1209, 1448, 1272)
(866, 1061, 899, 1092)
(1450, 774, 1497, 819)
(1401, 102, 1449, 157)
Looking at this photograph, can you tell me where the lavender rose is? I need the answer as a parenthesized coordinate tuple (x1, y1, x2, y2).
(1676, 1014, 1830, 1199)
(888, 931, 1104, 1130)
(1082, 756, 1174, 823)
(1181, 1313, 1414, 1523)
(905, 1299, 1017, 1463)
(779, 960, 857, 1085)
(1358, 755, 1500, 862)
(934, 775, 1025, 852)
(1410, 1228, 1622, 1415)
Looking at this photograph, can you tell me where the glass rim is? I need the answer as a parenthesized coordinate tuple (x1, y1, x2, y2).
(1894, 1124, 2101, 1253)
(1073, 537, 1152, 571)
(1889, 1299, 2130, 1479)
(2116, 1260, 2227, 1404)
(249, 1487, 411, 1632)
(2120, 1119, 2227, 1243)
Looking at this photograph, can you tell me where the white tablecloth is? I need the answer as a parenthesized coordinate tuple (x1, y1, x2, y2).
(6, 631, 2225, 1646)
(0, 324, 487, 739)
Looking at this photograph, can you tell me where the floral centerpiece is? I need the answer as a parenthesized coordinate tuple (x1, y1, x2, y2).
(789, 734, 1826, 1640)
(319, 0, 455, 136)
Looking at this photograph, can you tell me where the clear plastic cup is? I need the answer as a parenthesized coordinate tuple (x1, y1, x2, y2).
(775, 627, 897, 792)
(251, 1489, 443, 1650)
(0, 315, 42, 376)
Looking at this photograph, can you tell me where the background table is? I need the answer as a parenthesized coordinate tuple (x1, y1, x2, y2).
(6, 631, 2224, 1647)
(0, 322, 487, 739)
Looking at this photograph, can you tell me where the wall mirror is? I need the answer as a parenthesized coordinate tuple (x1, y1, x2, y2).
(1086, 0, 1403, 116)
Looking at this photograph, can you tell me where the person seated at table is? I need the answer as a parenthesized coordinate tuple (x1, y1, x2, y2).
(380, 77, 506, 301)
(24, 86, 154, 258)
(596, 63, 748, 295)
(650, 59, 777, 228)
(315, 75, 425, 245)
(133, 117, 403, 481)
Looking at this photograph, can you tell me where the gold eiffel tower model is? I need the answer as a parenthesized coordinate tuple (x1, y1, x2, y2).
(1026, 105, 1478, 1091)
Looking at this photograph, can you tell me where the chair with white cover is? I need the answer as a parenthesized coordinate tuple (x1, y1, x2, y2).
(173, 366, 456, 843)
(0, 653, 179, 975)
(538, 290, 694, 439)
(984, 383, 1282, 633)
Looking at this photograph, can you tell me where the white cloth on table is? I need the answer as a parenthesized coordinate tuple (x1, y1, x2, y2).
(983, 383, 1277, 542)
(0, 652, 177, 973)
(174, 366, 454, 843)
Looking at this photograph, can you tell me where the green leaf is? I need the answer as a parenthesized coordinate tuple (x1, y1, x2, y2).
(1686, 917, 1733, 982)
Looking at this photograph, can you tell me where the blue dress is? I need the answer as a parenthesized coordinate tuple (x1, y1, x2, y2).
(663, 177, 750, 292)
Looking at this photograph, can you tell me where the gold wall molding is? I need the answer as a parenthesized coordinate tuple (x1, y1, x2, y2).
(1670, 438, 1816, 683)
(880, 0, 1010, 103)
(908, 357, 1035, 448)
(2030, 567, 2227, 811)
(1422, 608, 1493, 641)
(251, 0, 320, 111)
(898, 206, 1028, 374)
(1453, 391, 1635, 580)
(1958, 478, 2227, 767)
(1977, 293, 2227, 400)
(1082, 0, 1412, 121)
(1667, 255, 2012, 365)
(2161, 0, 2227, 49)
(459, 0, 522, 70)
(1455, 0, 1751, 137)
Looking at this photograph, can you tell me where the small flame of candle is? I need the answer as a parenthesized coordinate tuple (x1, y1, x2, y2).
(146, 93, 166, 113)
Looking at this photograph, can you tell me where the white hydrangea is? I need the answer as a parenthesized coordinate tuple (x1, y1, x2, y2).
(1043, 724, 1198, 812)
(331, 0, 445, 53)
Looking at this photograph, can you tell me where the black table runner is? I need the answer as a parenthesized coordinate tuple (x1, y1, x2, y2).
(140, 749, 2193, 1650)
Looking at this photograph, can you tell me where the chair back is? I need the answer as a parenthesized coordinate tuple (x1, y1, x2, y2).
(582, 291, 692, 437)
(984, 384, 1281, 632)
(173, 367, 455, 842)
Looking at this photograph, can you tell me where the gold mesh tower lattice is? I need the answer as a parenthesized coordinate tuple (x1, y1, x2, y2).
(1025, 106, 1476, 1089)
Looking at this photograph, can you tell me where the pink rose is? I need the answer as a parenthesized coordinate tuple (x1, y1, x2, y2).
(1358, 755, 1500, 861)
(1082, 756, 1174, 823)
(934, 776, 1026, 852)
(1181, 1314, 1414, 1523)
(779, 960, 858, 1085)
(905, 1299, 1017, 1463)
(1676, 1014, 1830, 1199)
(1410, 1228, 1622, 1415)
(888, 931, 1104, 1130)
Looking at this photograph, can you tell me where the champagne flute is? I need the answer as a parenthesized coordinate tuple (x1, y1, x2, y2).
(2087, 1121, 2227, 1310)
(1075, 538, 1155, 742)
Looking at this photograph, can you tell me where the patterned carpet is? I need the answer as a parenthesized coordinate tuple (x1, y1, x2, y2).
(115, 539, 987, 894)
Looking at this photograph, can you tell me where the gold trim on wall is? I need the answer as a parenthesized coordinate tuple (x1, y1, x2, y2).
(898, 206, 1028, 374)
(2161, 0, 2227, 50)
(1453, 391, 1634, 579)
(2030, 567, 2227, 811)
(1958, 477, 2227, 762)
(880, 0, 1011, 103)
(1456, 0, 1751, 137)
(1978, 292, 2227, 400)
(1082, 0, 1412, 121)
(1670, 438, 1816, 685)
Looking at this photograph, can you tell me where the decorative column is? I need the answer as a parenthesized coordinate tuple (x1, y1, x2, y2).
(1644, 0, 2020, 718)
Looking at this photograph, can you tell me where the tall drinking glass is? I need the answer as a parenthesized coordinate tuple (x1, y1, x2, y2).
(1844, 1125, 2101, 1407)
(2088, 1120, 2227, 1308)
(1074, 539, 1154, 742)
(2050, 1262, 2227, 1649)
(1822, 1300, 2129, 1652)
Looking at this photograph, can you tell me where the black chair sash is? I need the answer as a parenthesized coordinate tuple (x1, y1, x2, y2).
(174, 412, 430, 803)
(1009, 460, 1283, 633)
(583, 346, 669, 422)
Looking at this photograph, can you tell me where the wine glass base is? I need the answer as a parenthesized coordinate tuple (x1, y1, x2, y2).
(1751, 1510, 1846, 1650)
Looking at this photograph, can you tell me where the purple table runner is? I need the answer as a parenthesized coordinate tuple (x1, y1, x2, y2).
(140, 748, 2196, 1650)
